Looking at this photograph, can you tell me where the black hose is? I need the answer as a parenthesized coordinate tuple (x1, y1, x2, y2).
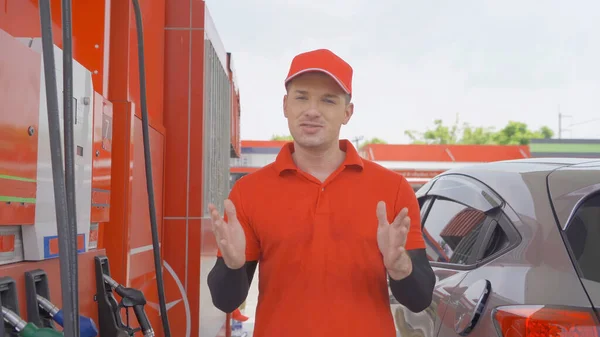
(131, 0, 172, 335)
(61, 0, 80, 335)
(38, 1, 79, 337)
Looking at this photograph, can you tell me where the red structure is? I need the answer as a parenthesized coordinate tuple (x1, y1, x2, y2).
(1, 1, 241, 336)
(231, 141, 531, 190)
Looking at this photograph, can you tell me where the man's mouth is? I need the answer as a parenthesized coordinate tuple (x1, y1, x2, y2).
(299, 123, 323, 134)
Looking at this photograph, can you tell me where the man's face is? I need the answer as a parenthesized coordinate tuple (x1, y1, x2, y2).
(283, 72, 354, 150)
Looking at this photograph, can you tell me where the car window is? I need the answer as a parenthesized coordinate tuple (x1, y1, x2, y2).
(422, 197, 487, 266)
(479, 219, 511, 261)
(564, 193, 600, 292)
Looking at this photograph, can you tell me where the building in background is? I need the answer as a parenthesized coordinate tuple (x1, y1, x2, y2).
(230, 141, 531, 191)
(359, 143, 530, 190)
(529, 139, 600, 158)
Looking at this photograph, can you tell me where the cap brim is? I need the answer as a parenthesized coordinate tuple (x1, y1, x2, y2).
(285, 68, 350, 94)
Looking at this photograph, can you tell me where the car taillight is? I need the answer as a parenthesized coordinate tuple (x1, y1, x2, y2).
(493, 305, 600, 337)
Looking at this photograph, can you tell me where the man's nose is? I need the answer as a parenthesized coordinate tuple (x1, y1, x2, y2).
(303, 100, 321, 116)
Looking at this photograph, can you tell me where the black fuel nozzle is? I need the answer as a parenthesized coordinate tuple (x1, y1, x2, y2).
(102, 275, 154, 337)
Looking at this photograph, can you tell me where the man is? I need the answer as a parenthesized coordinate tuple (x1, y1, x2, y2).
(207, 48, 435, 337)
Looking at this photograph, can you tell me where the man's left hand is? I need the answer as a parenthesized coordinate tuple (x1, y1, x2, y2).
(376, 201, 413, 281)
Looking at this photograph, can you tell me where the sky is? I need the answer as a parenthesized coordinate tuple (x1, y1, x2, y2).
(204, 0, 600, 144)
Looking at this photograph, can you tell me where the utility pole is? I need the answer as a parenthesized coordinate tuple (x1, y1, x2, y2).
(558, 105, 571, 139)
(352, 135, 364, 149)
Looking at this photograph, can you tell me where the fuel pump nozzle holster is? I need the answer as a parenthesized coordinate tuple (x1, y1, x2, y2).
(94, 256, 155, 337)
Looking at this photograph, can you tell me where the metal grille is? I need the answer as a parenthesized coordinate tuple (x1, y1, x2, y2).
(203, 38, 231, 216)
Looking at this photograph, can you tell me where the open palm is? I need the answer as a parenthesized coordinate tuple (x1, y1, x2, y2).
(209, 200, 246, 269)
(376, 201, 413, 280)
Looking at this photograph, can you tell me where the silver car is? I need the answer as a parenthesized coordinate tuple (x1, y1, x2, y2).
(391, 157, 600, 337)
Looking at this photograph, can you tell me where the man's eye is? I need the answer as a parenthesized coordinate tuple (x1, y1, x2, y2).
(323, 98, 335, 104)
(296, 96, 307, 100)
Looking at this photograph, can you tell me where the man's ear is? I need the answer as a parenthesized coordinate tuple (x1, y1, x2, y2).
(283, 94, 289, 118)
(342, 102, 354, 125)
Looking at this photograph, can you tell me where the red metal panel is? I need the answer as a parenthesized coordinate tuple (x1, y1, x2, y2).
(163, 0, 207, 335)
(164, 0, 204, 336)
(0, 250, 105, 329)
(91, 93, 112, 228)
(241, 140, 289, 148)
(0, 0, 110, 97)
(0, 29, 40, 226)
(363, 143, 531, 162)
(128, 0, 166, 126)
(163, 29, 191, 218)
(129, 116, 165, 280)
(189, 29, 205, 219)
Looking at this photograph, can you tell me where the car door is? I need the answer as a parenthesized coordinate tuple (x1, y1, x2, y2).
(432, 175, 522, 337)
(390, 174, 503, 337)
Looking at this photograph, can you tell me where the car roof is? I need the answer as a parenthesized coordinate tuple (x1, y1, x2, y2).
(439, 157, 600, 229)
(444, 157, 600, 175)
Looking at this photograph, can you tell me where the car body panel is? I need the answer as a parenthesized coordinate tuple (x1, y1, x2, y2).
(546, 160, 600, 229)
(400, 158, 600, 337)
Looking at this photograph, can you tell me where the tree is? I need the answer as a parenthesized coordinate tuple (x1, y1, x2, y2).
(461, 125, 496, 145)
(405, 118, 554, 145)
(363, 137, 387, 145)
(271, 134, 293, 141)
(404, 116, 461, 145)
(493, 121, 554, 145)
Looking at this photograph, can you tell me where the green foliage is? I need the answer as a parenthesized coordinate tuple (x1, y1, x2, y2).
(270, 134, 294, 141)
(405, 117, 554, 145)
(363, 137, 387, 145)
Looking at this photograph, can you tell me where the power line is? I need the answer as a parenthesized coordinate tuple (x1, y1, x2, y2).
(557, 104, 573, 139)
(352, 136, 364, 149)
(568, 118, 600, 128)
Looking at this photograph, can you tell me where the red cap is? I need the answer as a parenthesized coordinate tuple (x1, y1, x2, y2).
(284, 49, 353, 95)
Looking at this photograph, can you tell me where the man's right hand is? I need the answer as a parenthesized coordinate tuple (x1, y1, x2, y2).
(209, 200, 246, 270)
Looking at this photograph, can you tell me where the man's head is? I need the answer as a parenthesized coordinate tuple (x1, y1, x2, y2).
(283, 49, 354, 151)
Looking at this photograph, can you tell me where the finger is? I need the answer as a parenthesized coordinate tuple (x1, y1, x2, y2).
(223, 199, 238, 223)
(376, 201, 388, 228)
(209, 204, 222, 224)
(388, 216, 410, 249)
(211, 215, 226, 242)
(391, 207, 409, 227)
(210, 208, 231, 246)
(396, 216, 410, 247)
(386, 245, 406, 266)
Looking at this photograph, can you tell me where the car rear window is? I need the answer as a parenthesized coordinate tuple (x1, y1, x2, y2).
(564, 192, 600, 306)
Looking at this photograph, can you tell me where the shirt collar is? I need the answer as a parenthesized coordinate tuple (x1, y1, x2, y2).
(273, 139, 364, 174)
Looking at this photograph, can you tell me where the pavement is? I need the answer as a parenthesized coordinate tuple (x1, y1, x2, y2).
(235, 269, 259, 337)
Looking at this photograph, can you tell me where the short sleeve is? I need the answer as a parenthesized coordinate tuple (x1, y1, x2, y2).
(216, 179, 261, 261)
(394, 176, 426, 250)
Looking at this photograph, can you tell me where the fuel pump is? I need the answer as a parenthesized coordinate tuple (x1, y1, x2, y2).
(102, 275, 154, 337)
(1, 306, 63, 337)
(94, 256, 155, 337)
(35, 296, 98, 337)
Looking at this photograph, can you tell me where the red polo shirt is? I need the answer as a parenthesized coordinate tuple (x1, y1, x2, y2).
(220, 139, 425, 337)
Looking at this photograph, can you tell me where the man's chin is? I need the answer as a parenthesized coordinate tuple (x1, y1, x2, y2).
(294, 137, 328, 149)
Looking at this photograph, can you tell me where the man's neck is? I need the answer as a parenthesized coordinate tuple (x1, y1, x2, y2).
(292, 141, 346, 182)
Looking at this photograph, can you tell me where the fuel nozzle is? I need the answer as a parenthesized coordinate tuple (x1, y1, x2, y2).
(36, 295, 98, 337)
(1, 306, 63, 337)
(102, 274, 155, 337)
